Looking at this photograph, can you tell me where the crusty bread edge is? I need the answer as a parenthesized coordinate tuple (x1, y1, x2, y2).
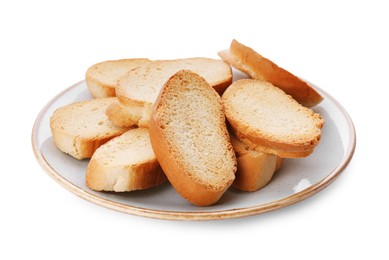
(50, 127, 125, 160)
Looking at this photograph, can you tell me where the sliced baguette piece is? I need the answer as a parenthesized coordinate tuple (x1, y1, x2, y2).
(222, 79, 324, 158)
(218, 39, 323, 107)
(50, 97, 130, 160)
(115, 58, 232, 127)
(85, 58, 149, 98)
(149, 70, 237, 206)
(230, 134, 282, 192)
(86, 128, 166, 192)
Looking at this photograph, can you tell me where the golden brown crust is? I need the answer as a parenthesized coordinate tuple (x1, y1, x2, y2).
(229, 124, 319, 158)
(231, 128, 315, 158)
(219, 39, 323, 107)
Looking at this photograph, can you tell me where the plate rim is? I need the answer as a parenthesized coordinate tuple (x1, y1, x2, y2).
(31, 80, 356, 221)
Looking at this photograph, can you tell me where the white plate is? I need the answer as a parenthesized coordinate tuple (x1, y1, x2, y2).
(32, 78, 356, 220)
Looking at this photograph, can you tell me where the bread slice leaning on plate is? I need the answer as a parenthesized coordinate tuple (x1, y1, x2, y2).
(218, 39, 323, 107)
(222, 79, 324, 158)
(149, 70, 237, 206)
(86, 128, 166, 192)
(50, 97, 130, 160)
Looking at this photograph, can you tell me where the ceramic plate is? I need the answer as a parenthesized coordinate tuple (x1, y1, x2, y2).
(32, 76, 355, 220)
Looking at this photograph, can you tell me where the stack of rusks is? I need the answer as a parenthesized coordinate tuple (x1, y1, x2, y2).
(50, 39, 324, 206)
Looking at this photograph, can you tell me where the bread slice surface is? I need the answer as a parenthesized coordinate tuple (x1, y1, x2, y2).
(50, 97, 129, 160)
(86, 128, 166, 192)
(115, 58, 232, 113)
(222, 79, 324, 158)
(218, 39, 323, 107)
(149, 70, 236, 206)
(85, 58, 149, 98)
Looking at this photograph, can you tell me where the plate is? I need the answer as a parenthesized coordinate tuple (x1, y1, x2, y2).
(32, 78, 356, 220)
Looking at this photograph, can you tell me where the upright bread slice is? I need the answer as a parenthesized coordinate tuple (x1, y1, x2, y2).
(115, 58, 232, 127)
(50, 98, 129, 160)
(222, 79, 324, 158)
(218, 39, 323, 107)
(149, 70, 237, 206)
(86, 128, 166, 192)
(85, 58, 149, 98)
(230, 134, 282, 192)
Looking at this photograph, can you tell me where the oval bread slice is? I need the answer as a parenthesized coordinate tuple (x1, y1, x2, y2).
(149, 70, 237, 206)
(222, 79, 324, 158)
(218, 39, 323, 107)
(86, 128, 166, 192)
(85, 58, 149, 98)
(50, 97, 130, 160)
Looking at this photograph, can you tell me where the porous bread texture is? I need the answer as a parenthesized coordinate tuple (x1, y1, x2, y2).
(218, 39, 323, 107)
(115, 58, 232, 120)
(230, 134, 282, 192)
(85, 58, 149, 98)
(86, 128, 166, 192)
(106, 99, 151, 128)
(50, 97, 129, 160)
(149, 70, 237, 206)
(222, 79, 324, 158)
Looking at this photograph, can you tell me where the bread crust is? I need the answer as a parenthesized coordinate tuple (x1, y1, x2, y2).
(149, 70, 236, 206)
(218, 39, 323, 107)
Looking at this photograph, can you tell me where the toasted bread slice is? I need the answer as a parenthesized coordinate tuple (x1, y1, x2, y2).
(86, 128, 166, 192)
(222, 79, 324, 158)
(149, 70, 237, 206)
(50, 98, 130, 160)
(230, 134, 282, 192)
(218, 39, 323, 107)
(115, 58, 232, 127)
(85, 58, 149, 98)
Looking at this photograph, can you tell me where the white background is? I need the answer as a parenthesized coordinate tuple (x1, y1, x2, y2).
(1, 0, 388, 259)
